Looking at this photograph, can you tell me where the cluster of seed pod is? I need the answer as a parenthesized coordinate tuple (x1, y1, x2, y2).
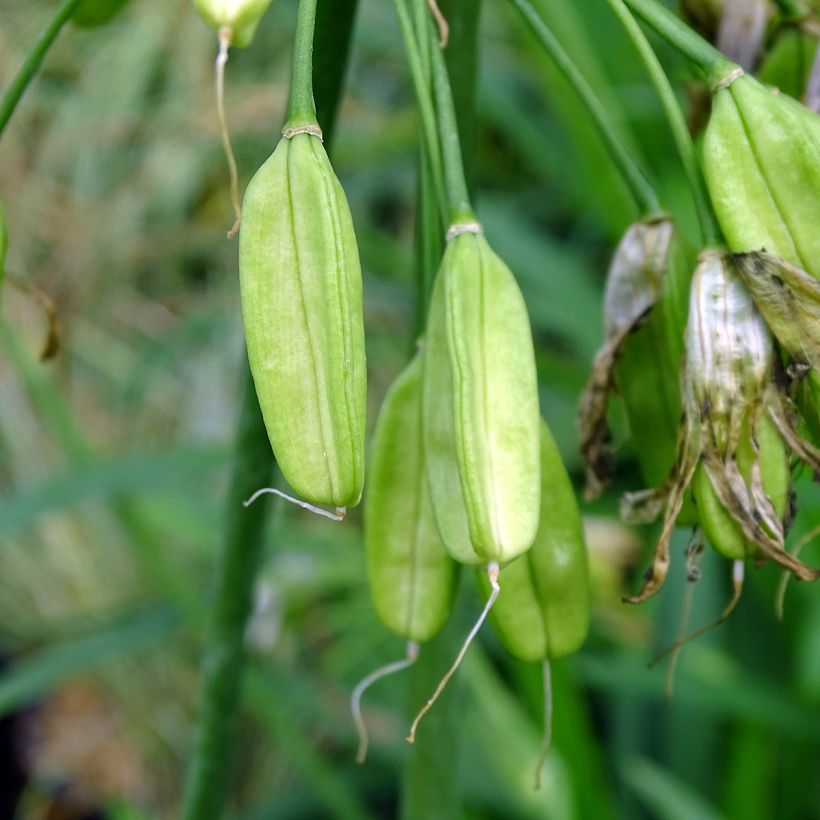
(580, 7, 820, 636)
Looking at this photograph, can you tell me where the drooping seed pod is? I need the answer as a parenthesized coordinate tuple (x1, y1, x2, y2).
(478, 421, 590, 662)
(365, 356, 458, 643)
(622, 251, 820, 603)
(239, 129, 366, 510)
(193, 0, 274, 46)
(352, 355, 458, 763)
(579, 216, 692, 500)
(702, 71, 820, 280)
(422, 228, 541, 565)
(72, 0, 129, 27)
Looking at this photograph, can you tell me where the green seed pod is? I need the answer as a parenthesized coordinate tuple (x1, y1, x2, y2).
(703, 71, 820, 279)
(478, 422, 590, 662)
(193, 0, 273, 46)
(72, 0, 129, 27)
(365, 356, 457, 643)
(579, 216, 693, 499)
(239, 130, 366, 509)
(423, 230, 541, 565)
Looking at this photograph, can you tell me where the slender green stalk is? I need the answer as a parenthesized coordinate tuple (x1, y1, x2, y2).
(0, 0, 84, 139)
(621, 0, 735, 85)
(508, 0, 659, 215)
(606, 0, 721, 244)
(427, 18, 475, 223)
(394, 0, 448, 222)
(285, 0, 319, 127)
(181, 1, 358, 816)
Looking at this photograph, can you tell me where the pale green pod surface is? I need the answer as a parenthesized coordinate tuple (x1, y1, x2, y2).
(693, 413, 789, 560)
(239, 133, 366, 508)
(703, 74, 820, 278)
(194, 0, 273, 46)
(364, 357, 457, 642)
(423, 233, 541, 564)
(423, 272, 481, 564)
(478, 422, 590, 662)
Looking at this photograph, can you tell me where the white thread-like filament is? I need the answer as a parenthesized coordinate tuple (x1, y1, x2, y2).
(407, 561, 500, 743)
(242, 487, 345, 521)
(351, 642, 420, 764)
(215, 27, 242, 238)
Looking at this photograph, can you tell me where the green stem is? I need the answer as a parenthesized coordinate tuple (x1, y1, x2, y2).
(423, 11, 475, 224)
(180, 373, 274, 820)
(286, 0, 319, 127)
(607, 0, 721, 245)
(621, 0, 736, 86)
(508, 0, 659, 215)
(394, 0, 448, 223)
(0, 0, 84, 139)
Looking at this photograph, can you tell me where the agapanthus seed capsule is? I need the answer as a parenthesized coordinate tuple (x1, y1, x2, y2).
(239, 130, 366, 509)
(193, 0, 274, 46)
(422, 228, 541, 565)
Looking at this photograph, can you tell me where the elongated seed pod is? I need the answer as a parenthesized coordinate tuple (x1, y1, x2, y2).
(365, 356, 457, 642)
(239, 131, 366, 508)
(478, 422, 590, 661)
(72, 0, 129, 27)
(703, 73, 820, 279)
(194, 0, 274, 46)
(423, 232, 541, 565)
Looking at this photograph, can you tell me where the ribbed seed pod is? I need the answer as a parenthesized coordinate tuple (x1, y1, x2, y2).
(622, 251, 819, 603)
(193, 0, 273, 46)
(423, 231, 541, 565)
(72, 0, 129, 27)
(579, 217, 693, 499)
(478, 422, 590, 661)
(239, 131, 366, 509)
(365, 356, 457, 643)
(703, 72, 820, 279)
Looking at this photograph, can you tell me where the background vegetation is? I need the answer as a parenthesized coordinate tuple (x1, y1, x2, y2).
(1, 0, 819, 817)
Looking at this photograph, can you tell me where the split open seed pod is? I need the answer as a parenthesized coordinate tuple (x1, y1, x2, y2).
(622, 251, 820, 603)
(194, 0, 274, 46)
(423, 229, 541, 565)
(579, 216, 692, 500)
(239, 130, 366, 509)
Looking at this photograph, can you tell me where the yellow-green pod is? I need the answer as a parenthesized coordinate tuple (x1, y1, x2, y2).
(72, 0, 129, 27)
(423, 232, 541, 565)
(239, 131, 366, 509)
(365, 357, 457, 642)
(693, 413, 790, 560)
(193, 0, 274, 46)
(703, 72, 820, 279)
(478, 422, 590, 661)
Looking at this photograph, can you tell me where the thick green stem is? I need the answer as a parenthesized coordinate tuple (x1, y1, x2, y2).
(621, 0, 736, 85)
(286, 0, 319, 127)
(394, 0, 448, 223)
(607, 0, 721, 245)
(180, 2, 358, 817)
(509, 0, 659, 215)
(0, 0, 84, 139)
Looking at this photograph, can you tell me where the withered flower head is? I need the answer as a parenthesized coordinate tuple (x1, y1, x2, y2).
(623, 250, 820, 603)
(579, 216, 687, 500)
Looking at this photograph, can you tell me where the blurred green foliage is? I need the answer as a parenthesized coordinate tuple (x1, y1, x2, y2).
(1, 0, 819, 817)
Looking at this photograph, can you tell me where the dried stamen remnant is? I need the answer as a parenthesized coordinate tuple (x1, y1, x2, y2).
(623, 251, 820, 604)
